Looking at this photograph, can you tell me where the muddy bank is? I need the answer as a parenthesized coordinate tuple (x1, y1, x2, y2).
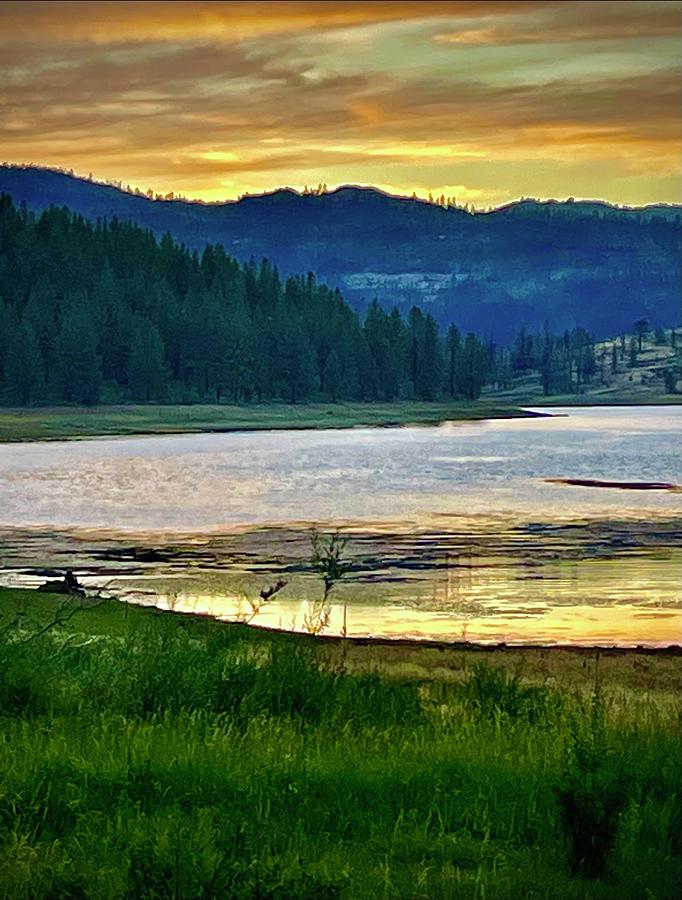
(1, 516, 681, 648)
(1, 517, 681, 585)
(547, 478, 682, 492)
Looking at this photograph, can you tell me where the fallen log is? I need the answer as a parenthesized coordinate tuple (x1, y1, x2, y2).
(545, 478, 682, 492)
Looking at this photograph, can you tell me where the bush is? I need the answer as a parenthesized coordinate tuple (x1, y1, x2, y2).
(463, 663, 557, 722)
(556, 685, 630, 878)
(0, 643, 56, 716)
(557, 769, 630, 879)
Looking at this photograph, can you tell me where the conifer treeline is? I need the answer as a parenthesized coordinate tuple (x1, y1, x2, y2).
(0, 195, 491, 405)
(507, 326, 598, 395)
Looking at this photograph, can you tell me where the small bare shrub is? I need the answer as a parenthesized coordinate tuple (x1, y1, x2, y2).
(304, 530, 352, 635)
(233, 579, 288, 625)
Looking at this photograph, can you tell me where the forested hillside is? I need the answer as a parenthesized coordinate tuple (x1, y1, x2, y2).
(0, 195, 492, 405)
(2, 165, 680, 344)
(3, 195, 678, 409)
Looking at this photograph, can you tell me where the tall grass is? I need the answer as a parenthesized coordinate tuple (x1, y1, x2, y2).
(0, 589, 680, 898)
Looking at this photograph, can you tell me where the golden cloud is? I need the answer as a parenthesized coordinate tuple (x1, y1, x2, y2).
(0, 2, 544, 42)
(435, 1, 682, 45)
(0, 0, 679, 207)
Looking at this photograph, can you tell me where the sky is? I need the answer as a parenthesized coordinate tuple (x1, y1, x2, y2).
(0, 1, 680, 207)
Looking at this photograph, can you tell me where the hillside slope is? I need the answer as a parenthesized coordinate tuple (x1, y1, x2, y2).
(488, 329, 682, 404)
(1, 165, 680, 342)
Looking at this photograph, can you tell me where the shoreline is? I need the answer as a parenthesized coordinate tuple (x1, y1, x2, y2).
(1, 399, 679, 444)
(1, 516, 680, 650)
(0, 401, 544, 443)
(3, 587, 681, 659)
(486, 394, 682, 408)
(130, 601, 682, 656)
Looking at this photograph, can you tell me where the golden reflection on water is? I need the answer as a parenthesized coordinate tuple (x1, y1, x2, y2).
(124, 550, 682, 647)
(2, 524, 679, 647)
(143, 594, 681, 647)
(1, 406, 680, 646)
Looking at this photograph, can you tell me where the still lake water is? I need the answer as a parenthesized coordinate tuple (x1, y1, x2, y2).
(0, 406, 680, 646)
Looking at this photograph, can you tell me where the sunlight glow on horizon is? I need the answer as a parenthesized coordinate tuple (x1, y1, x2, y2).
(1, 1, 680, 207)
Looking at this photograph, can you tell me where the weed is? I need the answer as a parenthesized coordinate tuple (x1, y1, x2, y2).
(306, 530, 352, 635)
(556, 676, 630, 879)
(0, 589, 679, 899)
(462, 662, 558, 722)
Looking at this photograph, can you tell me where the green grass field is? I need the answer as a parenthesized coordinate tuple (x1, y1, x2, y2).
(0, 587, 680, 899)
(487, 380, 682, 407)
(0, 401, 534, 443)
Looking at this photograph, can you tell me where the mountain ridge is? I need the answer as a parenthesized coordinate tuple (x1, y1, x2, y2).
(3, 164, 680, 217)
(1, 164, 680, 342)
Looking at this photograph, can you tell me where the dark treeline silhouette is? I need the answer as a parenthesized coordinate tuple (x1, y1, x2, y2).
(2, 165, 680, 346)
(0, 195, 493, 405)
(501, 325, 599, 396)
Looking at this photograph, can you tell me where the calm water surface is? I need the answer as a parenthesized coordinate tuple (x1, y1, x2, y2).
(1, 406, 680, 645)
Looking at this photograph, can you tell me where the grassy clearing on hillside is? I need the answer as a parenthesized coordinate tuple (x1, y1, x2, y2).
(487, 331, 682, 406)
(0, 588, 680, 899)
(0, 401, 531, 443)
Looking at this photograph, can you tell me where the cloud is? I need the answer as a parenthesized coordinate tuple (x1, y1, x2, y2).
(358, 69, 682, 143)
(434, 1, 682, 45)
(0, 2, 544, 43)
(0, 0, 679, 207)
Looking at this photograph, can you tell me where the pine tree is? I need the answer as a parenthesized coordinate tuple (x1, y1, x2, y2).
(22, 276, 58, 385)
(128, 319, 169, 402)
(5, 321, 42, 405)
(355, 338, 377, 401)
(417, 314, 442, 400)
(0, 300, 17, 383)
(540, 332, 555, 396)
(365, 299, 398, 400)
(460, 333, 488, 400)
(663, 366, 678, 394)
(446, 324, 461, 397)
(407, 306, 424, 397)
(323, 350, 342, 401)
(55, 306, 102, 404)
(634, 319, 648, 352)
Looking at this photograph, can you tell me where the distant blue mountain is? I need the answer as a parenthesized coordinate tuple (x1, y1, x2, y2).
(1, 164, 680, 342)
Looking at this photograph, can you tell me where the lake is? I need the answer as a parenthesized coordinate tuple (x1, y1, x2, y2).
(1, 405, 680, 646)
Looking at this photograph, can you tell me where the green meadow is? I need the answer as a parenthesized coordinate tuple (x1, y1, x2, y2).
(0, 401, 531, 443)
(0, 587, 680, 899)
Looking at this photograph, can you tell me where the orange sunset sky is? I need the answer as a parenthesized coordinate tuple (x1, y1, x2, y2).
(0, 0, 680, 207)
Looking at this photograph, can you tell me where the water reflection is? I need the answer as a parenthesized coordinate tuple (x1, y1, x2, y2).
(108, 549, 682, 647)
(0, 406, 680, 646)
(0, 406, 681, 529)
(148, 595, 681, 647)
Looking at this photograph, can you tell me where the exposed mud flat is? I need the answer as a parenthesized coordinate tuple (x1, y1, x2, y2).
(1, 515, 680, 647)
(1, 515, 681, 581)
(546, 478, 682, 492)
